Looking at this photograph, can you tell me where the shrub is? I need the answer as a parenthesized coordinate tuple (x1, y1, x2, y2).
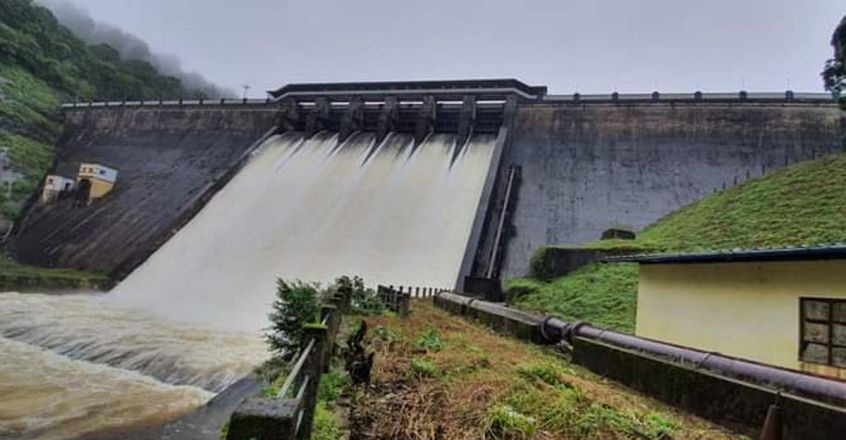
(318, 367, 349, 407)
(313, 401, 342, 440)
(409, 357, 438, 378)
(336, 275, 384, 314)
(414, 327, 444, 352)
(484, 405, 536, 439)
(514, 361, 572, 388)
(264, 279, 321, 359)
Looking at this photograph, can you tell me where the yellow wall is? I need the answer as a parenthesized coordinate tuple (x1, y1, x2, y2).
(88, 179, 114, 199)
(636, 260, 846, 378)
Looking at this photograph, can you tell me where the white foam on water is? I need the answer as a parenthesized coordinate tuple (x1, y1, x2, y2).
(0, 292, 266, 392)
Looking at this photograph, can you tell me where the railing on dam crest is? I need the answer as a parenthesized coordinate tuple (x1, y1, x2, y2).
(60, 97, 276, 109)
(59, 90, 836, 110)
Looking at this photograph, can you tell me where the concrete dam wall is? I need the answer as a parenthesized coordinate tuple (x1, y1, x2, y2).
(11, 81, 844, 286)
(12, 104, 278, 276)
(494, 101, 844, 278)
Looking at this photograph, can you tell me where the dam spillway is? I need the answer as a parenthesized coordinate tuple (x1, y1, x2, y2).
(115, 130, 497, 332)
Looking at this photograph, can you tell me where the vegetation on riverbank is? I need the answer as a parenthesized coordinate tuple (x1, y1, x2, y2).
(510, 151, 846, 333)
(252, 275, 384, 439)
(344, 300, 740, 439)
(0, 254, 110, 290)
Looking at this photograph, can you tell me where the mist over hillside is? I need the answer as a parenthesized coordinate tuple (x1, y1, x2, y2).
(36, 0, 234, 98)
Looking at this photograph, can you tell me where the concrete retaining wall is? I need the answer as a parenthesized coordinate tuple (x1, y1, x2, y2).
(528, 246, 635, 280)
(499, 102, 844, 278)
(573, 336, 846, 440)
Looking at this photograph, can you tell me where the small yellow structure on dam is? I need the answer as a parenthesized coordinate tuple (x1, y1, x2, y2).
(77, 163, 118, 203)
(614, 246, 846, 380)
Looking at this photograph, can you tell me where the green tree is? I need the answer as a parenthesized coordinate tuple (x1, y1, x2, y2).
(335, 275, 383, 314)
(265, 279, 321, 359)
(822, 15, 846, 109)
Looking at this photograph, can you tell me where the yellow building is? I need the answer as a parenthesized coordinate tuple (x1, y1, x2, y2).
(78, 163, 118, 203)
(617, 247, 846, 380)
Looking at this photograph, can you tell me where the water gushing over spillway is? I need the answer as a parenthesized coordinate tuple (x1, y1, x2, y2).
(115, 131, 495, 333)
(0, 130, 496, 438)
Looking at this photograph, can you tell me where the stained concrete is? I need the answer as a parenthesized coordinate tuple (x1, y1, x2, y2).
(11, 106, 277, 276)
(12, 100, 845, 282)
(499, 102, 844, 278)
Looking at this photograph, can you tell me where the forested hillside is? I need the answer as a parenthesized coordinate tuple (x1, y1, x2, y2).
(0, 0, 214, 227)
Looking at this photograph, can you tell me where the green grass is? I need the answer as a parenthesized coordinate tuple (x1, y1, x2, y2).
(317, 366, 349, 406)
(511, 152, 846, 333)
(312, 401, 343, 440)
(509, 263, 639, 333)
(357, 301, 736, 439)
(483, 404, 537, 439)
(414, 327, 445, 352)
(633, 153, 846, 251)
(410, 357, 439, 378)
(0, 254, 108, 282)
(504, 383, 677, 439)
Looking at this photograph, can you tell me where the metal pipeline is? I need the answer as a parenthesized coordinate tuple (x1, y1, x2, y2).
(540, 315, 846, 407)
(436, 291, 846, 407)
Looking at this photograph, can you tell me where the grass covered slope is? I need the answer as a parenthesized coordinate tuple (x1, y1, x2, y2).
(510, 152, 846, 333)
(350, 301, 739, 440)
(509, 263, 639, 332)
(635, 152, 846, 252)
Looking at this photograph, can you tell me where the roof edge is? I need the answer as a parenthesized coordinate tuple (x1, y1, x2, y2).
(604, 245, 846, 265)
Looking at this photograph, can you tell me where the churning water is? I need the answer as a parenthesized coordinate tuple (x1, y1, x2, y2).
(0, 131, 495, 438)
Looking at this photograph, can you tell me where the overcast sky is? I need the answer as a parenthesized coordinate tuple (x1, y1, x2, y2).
(66, 0, 844, 97)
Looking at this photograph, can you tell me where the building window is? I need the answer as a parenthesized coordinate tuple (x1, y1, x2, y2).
(800, 298, 846, 367)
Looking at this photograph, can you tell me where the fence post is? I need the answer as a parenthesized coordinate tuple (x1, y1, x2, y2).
(298, 325, 328, 439)
(338, 286, 352, 313)
(320, 305, 339, 372)
(399, 291, 411, 316)
(226, 398, 298, 440)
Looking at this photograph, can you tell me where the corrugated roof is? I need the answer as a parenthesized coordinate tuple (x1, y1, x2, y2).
(604, 245, 846, 265)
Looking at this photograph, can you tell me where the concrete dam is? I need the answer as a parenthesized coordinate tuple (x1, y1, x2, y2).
(0, 80, 843, 438)
(11, 80, 843, 284)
